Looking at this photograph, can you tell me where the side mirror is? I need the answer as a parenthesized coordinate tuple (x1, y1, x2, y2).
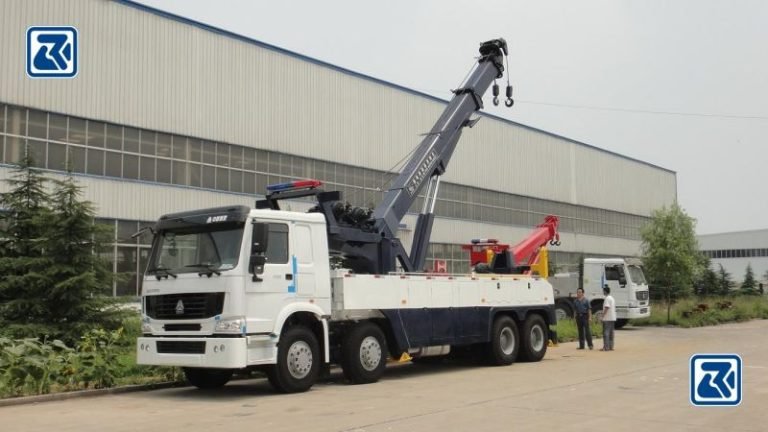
(619, 277, 627, 287)
(251, 222, 269, 254)
(249, 255, 267, 282)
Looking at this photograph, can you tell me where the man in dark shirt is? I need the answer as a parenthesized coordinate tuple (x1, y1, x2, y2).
(574, 288, 593, 350)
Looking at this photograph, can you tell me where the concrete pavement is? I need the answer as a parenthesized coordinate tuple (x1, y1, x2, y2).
(2, 320, 766, 432)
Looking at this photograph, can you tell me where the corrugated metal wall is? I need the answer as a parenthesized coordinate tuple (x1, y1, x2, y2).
(0, 0, 676, 217)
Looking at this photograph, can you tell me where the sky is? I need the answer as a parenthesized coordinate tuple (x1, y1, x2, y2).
(136, 0, 768, 235)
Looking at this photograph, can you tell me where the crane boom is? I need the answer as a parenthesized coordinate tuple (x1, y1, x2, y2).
(511, 215, 560, 267)
(465, 215, 561, 276)
(257, 39, 512, 275)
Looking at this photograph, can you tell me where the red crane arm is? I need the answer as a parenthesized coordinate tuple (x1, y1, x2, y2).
(511, 215, 560, 266)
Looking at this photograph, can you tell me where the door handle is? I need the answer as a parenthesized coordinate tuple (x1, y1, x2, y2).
(285, 274, 293, 281)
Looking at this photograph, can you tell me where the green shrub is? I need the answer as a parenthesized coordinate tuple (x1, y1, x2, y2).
(0, 337, 75, 397)
(633, 296, 768, 328)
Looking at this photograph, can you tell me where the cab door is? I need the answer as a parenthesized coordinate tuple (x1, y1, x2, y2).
(603, 264, 626, 296)
(291, 223, 316, 297)
(248, 222, 293, 293)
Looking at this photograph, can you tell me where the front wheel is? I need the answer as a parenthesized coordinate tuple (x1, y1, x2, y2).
(341, 322, 387, 384)
(267, 326, 320, 393)
(615, 318, 629, 329)
(518, 314, 548, 362)
(485, 315, 519, 366)
(183, 368, 233, 389)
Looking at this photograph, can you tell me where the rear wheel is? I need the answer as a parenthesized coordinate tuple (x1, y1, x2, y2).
(554, 301, 573, 322)
(518, 314, 548, 362)
(615, 318, 629, 329)
(340, 322, 387, 384)
(592, 302, 605, 322)
(267, 325, 320, 393)
(183, 368, 233, 389)
(485, 315, 519, 366)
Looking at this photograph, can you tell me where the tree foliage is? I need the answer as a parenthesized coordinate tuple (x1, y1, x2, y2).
(640, 203, 701, 322)
(0, 158, 119, 343)
(740, 264, 758, 296)
(717, 264, 733, 296)
(694, 254, 719, 297)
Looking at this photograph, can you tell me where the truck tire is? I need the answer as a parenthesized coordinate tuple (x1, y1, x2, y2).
(591, 301, 604, 322)
(485, 315, 519, 366)
(183, 368, 233, 389)
(341, 322, 387, 384)
(554, 301, 573, 322)
(518, 314, 548, 362)
(267, 325, 320, 393)
(615, 319, 628, 329)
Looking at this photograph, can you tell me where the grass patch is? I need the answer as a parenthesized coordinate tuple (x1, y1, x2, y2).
(555, 318, 602, 344)
(632, 296, 768, 328)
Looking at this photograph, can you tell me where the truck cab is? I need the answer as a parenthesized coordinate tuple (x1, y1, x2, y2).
(582, 258, 651, 326)
(138, 205, 332, 371)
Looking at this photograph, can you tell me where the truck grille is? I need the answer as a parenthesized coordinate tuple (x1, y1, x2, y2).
(145, 293, 225, 320)
(636, 291, 649, 301)
(163, 323, 202, 331)
(156, 341, 206, 354)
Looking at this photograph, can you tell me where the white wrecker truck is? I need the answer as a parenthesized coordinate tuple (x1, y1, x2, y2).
(136, 39, 556, 393)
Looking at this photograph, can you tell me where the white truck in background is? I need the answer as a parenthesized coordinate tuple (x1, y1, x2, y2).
(550, 258, 651, 328)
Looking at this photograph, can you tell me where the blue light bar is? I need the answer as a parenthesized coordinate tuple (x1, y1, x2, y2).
(266, 180, 323, 193)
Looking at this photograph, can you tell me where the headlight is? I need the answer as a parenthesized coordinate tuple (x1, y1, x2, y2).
(215, 317, 246, 334)
(141, 316, 152, 333)
(628, 301, 638, 308)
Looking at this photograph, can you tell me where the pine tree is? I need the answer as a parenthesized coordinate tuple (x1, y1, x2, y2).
(0, 158, 120, 341)
(43, 173, 118, 333)
(717, 264, 733, 296)
(740, 264, 758, 296)
(694, 253, 718, 296)
(0, 155, 53, 333)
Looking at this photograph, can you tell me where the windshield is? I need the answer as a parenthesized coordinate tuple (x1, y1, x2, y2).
(627, 265, 647, 285)
(148, 223, 244, 275)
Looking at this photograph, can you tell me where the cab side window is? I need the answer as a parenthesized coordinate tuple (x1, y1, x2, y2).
(265, 223, 289, 264)
(605, 265, 620, 281)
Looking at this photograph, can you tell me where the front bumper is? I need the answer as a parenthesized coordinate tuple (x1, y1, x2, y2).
(616, 306, 651, 319)
(137, 336, 276, 368)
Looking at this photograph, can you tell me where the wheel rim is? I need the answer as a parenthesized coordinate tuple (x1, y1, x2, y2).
(530, 325, 545, 352)
(500, 327, 516, 355)
(359, 336, 382, 371)
(287, 340, 313, 379)
(555, 308, 568, 322)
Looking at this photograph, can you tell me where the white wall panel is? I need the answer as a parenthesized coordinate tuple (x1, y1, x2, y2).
(0, 0, 676, 218)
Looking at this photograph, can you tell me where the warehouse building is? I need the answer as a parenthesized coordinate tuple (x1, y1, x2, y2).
(699, 229, 768, 286)
(0, 0, 677, 296)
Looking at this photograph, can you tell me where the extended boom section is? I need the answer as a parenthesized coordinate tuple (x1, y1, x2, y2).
(326, 39, 511, 274)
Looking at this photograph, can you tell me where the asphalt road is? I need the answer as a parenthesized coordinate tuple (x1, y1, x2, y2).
(3, 320, 767, 432)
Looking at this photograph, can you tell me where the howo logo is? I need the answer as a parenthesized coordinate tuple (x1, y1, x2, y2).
(175, 300, 184, 315)
(206, 215, 228, 223)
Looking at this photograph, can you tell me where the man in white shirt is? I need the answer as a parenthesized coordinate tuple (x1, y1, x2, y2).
(601, 285, 616, 351)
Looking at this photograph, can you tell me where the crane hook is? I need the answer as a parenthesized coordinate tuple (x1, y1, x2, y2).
(505, 84, 514, 107)
(492, 82, 500, 107)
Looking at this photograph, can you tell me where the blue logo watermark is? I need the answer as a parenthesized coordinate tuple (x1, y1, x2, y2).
(26, 26, 78, 78)
(690, 354, 742, 406)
